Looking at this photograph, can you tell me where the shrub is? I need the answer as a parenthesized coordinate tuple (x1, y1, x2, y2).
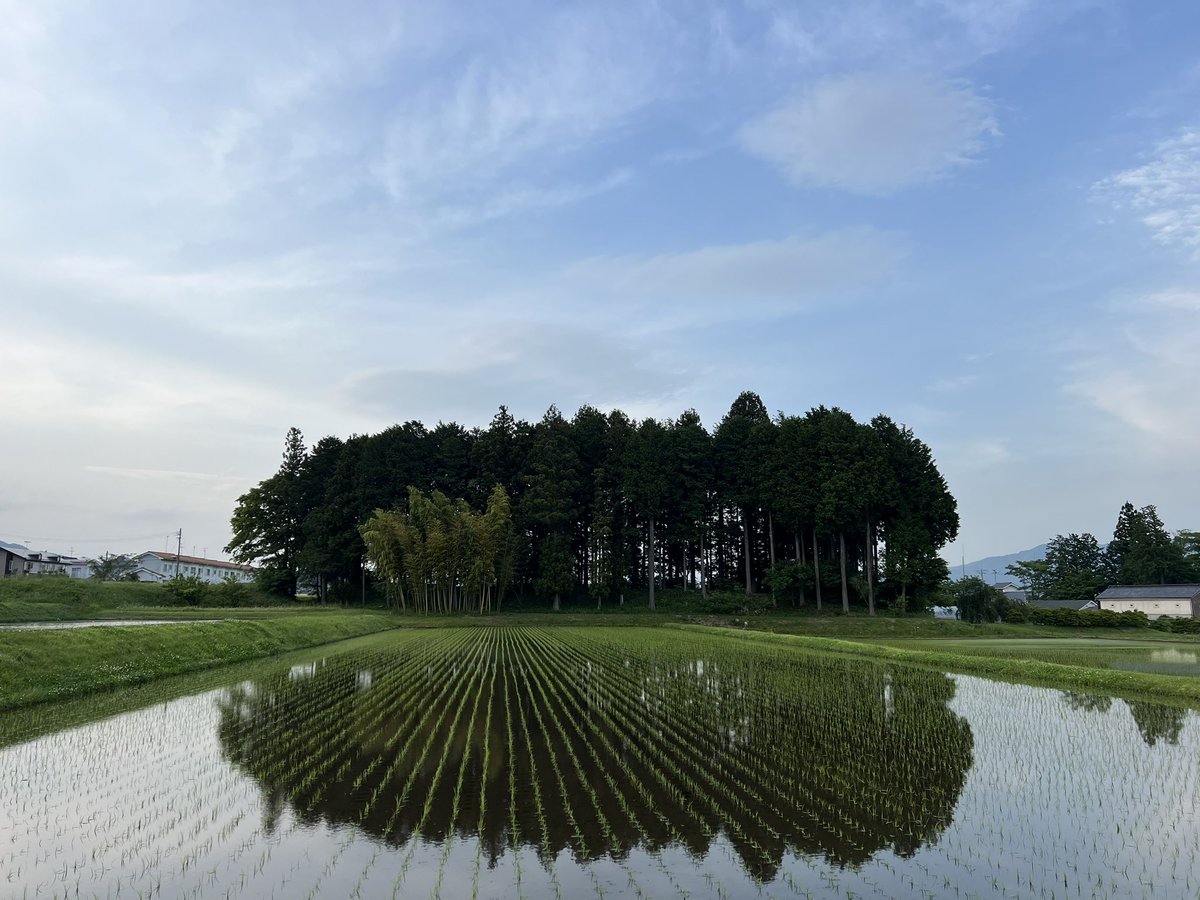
(697, 591, 776, 615)
(1001, 606, 1149, 628)
(210, 575, 251, 607)
(163, 575, 209, 607)
(1152, 616, 1200, 634)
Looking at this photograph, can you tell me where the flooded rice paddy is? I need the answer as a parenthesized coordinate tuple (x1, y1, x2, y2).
(2, 626, 1198, 899)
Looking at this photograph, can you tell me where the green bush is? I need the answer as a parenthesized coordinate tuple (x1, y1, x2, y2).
(1152, 615, 1200, 634)
(163, 575, 209, 607)
(210, 575, 251, 607)
(696, 590, 776, 615)
(1001, 606, 1149, 628)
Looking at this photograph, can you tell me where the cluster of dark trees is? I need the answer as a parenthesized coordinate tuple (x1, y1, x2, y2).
(226, 391, 958, 612)
(1007, 503, 1200, 604)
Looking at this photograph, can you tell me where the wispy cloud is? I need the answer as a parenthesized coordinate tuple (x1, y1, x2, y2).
(740, 74, 998, 194)
(375, 7, 673, 208)
(565, 228, 908, 322)
(1095, 128, 1200, 257)
(1064, 289, 1200, 452)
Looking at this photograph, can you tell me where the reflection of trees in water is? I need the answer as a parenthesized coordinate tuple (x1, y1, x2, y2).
(1060, 691, 1189, 747)
(1128, 701, 1186, 747)
(215, 632, 973, 879)
(1061, 691, 1113, 714)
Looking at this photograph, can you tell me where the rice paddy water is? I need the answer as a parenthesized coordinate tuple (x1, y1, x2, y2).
(1, 625, 1197, 898)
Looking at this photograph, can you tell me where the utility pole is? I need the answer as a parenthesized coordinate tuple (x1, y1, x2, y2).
(175, 529, 182, 578)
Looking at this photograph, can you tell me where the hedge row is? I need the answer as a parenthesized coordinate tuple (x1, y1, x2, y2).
(1152, 615, 1200, 634)
(1001, 606, 1149, 628)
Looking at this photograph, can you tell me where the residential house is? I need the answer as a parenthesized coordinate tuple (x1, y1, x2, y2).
(25, 551, 89, 577)
(1, 546, 28, 577)
(1096, 585, 1200, 619)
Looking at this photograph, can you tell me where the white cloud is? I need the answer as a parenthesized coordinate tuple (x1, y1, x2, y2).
(375, 7, 670, 204)
(739, 73, 998, 194)
(1064, 290, 1200, 453)
(565, 227, 907, 321)
(1096, 129, 1200, 257)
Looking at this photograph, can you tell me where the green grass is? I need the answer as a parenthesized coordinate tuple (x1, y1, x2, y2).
(864, 637, 1200, 676)
(0, 612, 400, 711)
(678, 626, 1200, 706)
(0, 575, 377, 622)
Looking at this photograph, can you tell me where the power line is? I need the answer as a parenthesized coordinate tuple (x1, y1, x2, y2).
(10, 533, 177, 545)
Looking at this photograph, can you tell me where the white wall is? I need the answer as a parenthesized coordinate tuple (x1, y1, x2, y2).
(1102, 598, 1193, 619)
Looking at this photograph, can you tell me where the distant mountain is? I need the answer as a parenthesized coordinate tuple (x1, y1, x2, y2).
(953, 544, 1047, 582)
(0, 538, 29, 552)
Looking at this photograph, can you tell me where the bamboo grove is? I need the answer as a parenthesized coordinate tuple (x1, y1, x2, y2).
(226, 391, 958, 611)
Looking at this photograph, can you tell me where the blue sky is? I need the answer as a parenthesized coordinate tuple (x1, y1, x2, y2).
(1, 0, 1198, 564)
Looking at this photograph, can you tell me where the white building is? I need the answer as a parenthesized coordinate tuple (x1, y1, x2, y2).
(134, 551, 256, 585)
(24, 551, 90, 578)
(1096, 585, 1200, 619)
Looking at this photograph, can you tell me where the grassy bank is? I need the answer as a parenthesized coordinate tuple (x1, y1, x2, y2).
(680, 625, 1200, 706)
(0, 578, 304, 619)
(0, 613, 399, 711)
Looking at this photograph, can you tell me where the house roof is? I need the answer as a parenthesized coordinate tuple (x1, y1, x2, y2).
(1096, 585, 1200, 601)
(1029, 599, 1091, 610)
(141, 551, 255, 572)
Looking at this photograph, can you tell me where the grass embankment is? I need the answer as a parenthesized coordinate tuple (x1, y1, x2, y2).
(0, 613, 399, 711)
(0, 576, 379, 623)
(679, 625, 1200, 706)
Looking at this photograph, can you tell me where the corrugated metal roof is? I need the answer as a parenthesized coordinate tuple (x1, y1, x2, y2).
(1096, 585, 1200, 600)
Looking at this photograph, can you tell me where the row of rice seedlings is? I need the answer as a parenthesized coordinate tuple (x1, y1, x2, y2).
(519, 628, 753, 900)
(535, 628, 795, 876)
(557, 628, 959, 885)
(385, 630, 499, 899)
(504, 628, 569, 900)
(553, 628, 838, 900)
(594, 635, 884, 855)
(290, 637, 478, 900)
(510, 627, 655, 900)
(469, 632, 501, 900)
(510, 627, 711, 900)
(431, 634, 499, 899)
(302, 629, 494, 900)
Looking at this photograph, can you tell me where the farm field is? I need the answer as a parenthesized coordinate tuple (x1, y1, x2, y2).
(2, 625, 1199, 899)
(864, 637, 1200, 676)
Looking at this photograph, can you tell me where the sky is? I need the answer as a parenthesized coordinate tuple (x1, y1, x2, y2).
(1, 0, 1198, 565)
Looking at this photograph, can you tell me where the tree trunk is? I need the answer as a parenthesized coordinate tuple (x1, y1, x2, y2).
(812, 525, 823, 611)
(865, 518, 875, 616)
(839, 531, 849, 613)
(648, 517, 657, 611)
(795, 532, 805, 607)
(553, 592, 560, 612)
(768, 510, 777, 608)
(742, 508, 753, 595)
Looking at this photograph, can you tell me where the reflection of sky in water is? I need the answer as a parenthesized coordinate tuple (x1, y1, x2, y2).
(1150, 648, 1199, 664)
(0, 650, 1197, 898)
